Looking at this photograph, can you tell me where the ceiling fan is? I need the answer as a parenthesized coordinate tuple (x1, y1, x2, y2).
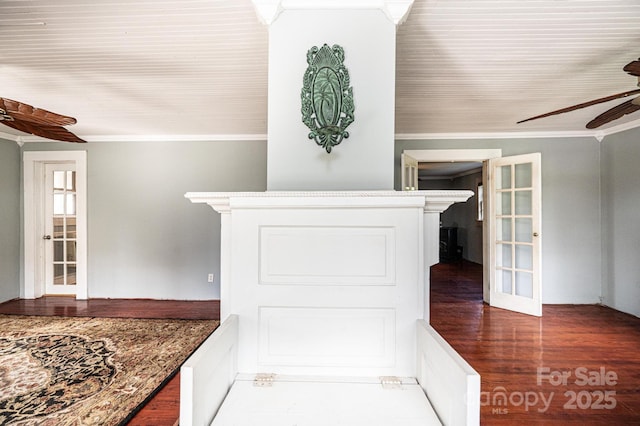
(518, 58, 640, 129)
(0, 97, 85, 142)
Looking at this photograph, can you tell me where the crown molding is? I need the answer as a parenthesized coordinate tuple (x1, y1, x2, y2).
(0, 131, 16, 141)
(0, 131, 24, 146)
(396, 119, 640, 141)
(6, 120, 639, 145)
(17, 134, 269, 144)
(395, 130, 597, 141)
(595, 117, 640, 140)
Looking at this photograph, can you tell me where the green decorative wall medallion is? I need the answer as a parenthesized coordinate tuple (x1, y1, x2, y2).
(301, 44, 354, 153)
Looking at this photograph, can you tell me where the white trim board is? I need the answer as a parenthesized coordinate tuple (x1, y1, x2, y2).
(403, 149, 502, 162)
(4, 115, 640, 145)
(395, 118, 640, 140)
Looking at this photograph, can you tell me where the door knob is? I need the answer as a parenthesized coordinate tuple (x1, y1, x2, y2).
(43, 235, 51, 240)
(533, 232, 539, 237)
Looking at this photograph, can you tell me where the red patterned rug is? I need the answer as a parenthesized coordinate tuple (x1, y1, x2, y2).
(0, 315, 218, 425)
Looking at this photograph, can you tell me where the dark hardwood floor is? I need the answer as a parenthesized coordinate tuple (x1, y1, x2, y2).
(2, 264, 639, 425)
(431, 260, 640, 425)
(0, 297, 220, 320)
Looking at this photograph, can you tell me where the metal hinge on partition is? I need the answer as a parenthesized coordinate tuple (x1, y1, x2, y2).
(254, 373, 277, 387)
(380, 376, 403, 390)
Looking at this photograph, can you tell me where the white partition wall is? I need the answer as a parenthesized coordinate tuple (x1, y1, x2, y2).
(181, 3, 481, 424)
(186, 191, 471, 377)
(182, 190, 479, 425)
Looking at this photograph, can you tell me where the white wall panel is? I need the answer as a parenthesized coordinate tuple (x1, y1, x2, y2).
(185, 191, 472, 376)
(229, 199, 422, 376)
(258, 307, 395, 367)
(259, 226, 395, 285)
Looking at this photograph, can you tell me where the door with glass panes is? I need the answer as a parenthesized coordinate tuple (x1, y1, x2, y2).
(44, 163, 78, 295)
(487, 153, 542, 316)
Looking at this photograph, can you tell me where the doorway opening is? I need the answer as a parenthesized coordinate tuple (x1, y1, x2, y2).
(403, 149, 499, 266)
(403, 149, 543, 317)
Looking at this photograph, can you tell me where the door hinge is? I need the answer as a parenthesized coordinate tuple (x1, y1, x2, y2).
(253, 373, 277, 387)
(380, 376, 403, 390)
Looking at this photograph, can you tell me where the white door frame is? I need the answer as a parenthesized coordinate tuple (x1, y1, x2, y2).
(403, 149, 502, 164)
(402, 149, 502, 304)
(401, 152, 419, 190)
(23, 151, 88, 299)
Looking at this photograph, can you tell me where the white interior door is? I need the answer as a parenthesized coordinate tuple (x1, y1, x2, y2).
(401, 152, 418, 191)
(488, 153, 542, 316)
(23, 151, 87, 299)
(44, 163, 78, 296)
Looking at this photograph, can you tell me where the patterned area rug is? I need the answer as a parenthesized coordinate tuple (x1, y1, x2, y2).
(0, 315, 219, 425)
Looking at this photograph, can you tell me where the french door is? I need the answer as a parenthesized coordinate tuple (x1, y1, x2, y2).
(23, 151, 87, 299)
(487, 153, 542, 316)
(44, 163, 78, 295)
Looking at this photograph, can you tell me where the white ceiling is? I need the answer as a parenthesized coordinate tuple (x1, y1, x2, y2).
(2, 0, 640, 143)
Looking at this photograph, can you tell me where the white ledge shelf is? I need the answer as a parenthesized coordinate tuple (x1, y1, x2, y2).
(185, 190, 473, 213)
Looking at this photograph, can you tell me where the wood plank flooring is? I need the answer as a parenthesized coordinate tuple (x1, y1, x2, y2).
(2, 263, 639, 425)
(431, 260, 640, 425)
(0, 297, 219, 320)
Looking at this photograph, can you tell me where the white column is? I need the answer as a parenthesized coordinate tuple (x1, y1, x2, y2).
(219, 211, 232, 322)
(250, 0, 415, 191)
(423, 211, 440, 322)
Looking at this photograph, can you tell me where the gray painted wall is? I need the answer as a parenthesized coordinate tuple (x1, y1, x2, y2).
(601, 126, 640, 317)
(23, 140, 267, 300)
(395, 137, 602, 305)
(10, 129, 638, 314)
(0, 139, 21, 303)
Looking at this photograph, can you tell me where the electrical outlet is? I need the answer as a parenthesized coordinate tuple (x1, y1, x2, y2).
(207, 273, 214, 283)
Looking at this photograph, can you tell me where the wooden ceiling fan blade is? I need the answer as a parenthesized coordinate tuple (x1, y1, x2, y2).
(1, 119, 86, 143)
(623, 59, 640, 77)
(586, 99, 640, 129)
(0, 97, 78, 127)
(517, 88, 640, 124)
